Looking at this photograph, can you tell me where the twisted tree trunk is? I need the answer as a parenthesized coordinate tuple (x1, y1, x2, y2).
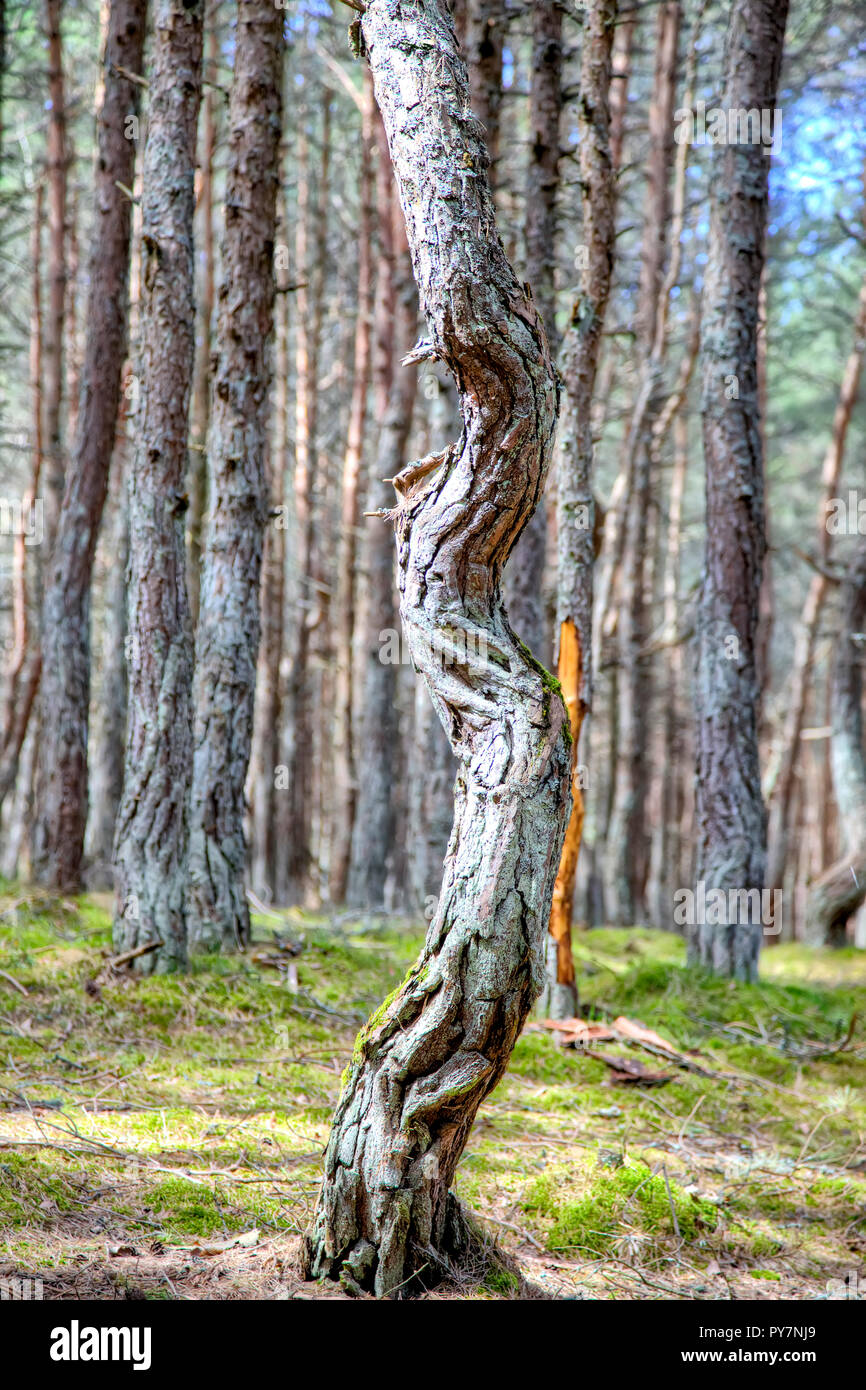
(304, 0, 569, 1298)
(186, 0, 283, 952)
(112, 0, 204, 971)
(32, 0, 147, 890)
(691, 0, 789, 979)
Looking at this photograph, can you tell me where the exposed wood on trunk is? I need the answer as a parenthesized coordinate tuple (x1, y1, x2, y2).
(544, 0, 618, 1018)
(112, 0, 204, 972)
(32, 0, 147, 890)
(305, 0, 569, 1298)
(187, 0, 283, 952)
(691, 0, 789, 979)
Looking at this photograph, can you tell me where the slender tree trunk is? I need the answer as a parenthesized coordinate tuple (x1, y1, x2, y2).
(464, 0, 504, 190)
(304, 0, 569, 1297)
(187, 2, 219, 628)
(691, 0, 789, 979)
(0, 186, 43, 815)
(249, 193, 290, 903)
(766, 272, 866, 891)
(31, 0, 147, 890)
(504, 0, 561, 665)
(41, 0, 67, 551)
(112, 0, 204, 972)
(330, 73, 375, 904)
(86, 411, 130, 884)
(348, 116, 418, 909)
(605, 0, 680, 924)
(543, 0, 618, 1018)
(186, 0, 283, 952)
(806, 537, 866, 945)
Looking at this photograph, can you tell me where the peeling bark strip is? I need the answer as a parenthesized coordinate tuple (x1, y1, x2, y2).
(186, 0, 283, 952)
(304, 0, 570, 1297)
(691, 0, 789, 980)
(32, 0, 147, 891)
(112, 0, 204, 972)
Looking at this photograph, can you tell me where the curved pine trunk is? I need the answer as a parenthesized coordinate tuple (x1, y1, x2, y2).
(186, 0, 283, 951)
(112, 0, 204, 972)
(303, 0, 569, 1298)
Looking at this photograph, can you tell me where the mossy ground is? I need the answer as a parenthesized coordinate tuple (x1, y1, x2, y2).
(1, 893, 864, 1300)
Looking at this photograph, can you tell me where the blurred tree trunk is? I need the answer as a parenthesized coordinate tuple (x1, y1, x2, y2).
(86, 402, 130, 884)
(605, 0, 680, 925)
(464, 0, 504, 190)
(112, 0, 204, 972)
(330, 73, 375, 904)
(284, 102, 329, 902)
(249, 192, 290, 904)
(32, 0, 147, 890)
(187, 0, 283, 952)
(542, 0, 618, 1018)
(806, 537, 866, 945)
(41, 0, 67, 550)
(348, 108, 417, 909)
(505, 0, 561, 666)
(0, 186, 44, 817)
(691, 0, 789, 979)
(304, 0, 569, 1297)
(766, 272, 866, 892)
(188, 2, 219, 628)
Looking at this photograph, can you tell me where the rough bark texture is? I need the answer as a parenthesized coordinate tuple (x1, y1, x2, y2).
(32, 0, 147, 890)
(187, 0, 283, 952)
(112, 0, 204, 972)
(504, 0, 562, 666)
(304, 0, 569, 1298)
(691, 0, 789, 979)
(543, 0, 617, 1018)
(806, 537, 866, 946)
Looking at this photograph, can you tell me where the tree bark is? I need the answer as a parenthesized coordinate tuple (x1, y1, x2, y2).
(806, 537, 866, 945)
(41, 0, 67, 551)
(691, 0, 789, 979)
(186, 0, 283, 952)
(304, 0, 569, 1298)
(31, 0, 147, 890)
(347, 106, 417, 910)
(766, 271, 866, 892)
(464, 0, 504, 191)
(330, 72, 375, 904)
(112, 0, 204, 972)
(504, 0, 562, 666)
(544, 0, 618, 1018)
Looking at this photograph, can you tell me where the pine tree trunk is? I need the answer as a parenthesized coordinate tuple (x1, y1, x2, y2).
(691, 0, 789, 979)
(32, 0, 147, 890)
(543, 0, 618, 1017)
(806, 537, 866, 945)
(304, 0, 569, 1298)
(330, 73, 375, 904)
(41, 0, 67, 550)
(112, 0, 204, 972)
(186, 0, 283, 952)
(504, 0, 561, 666)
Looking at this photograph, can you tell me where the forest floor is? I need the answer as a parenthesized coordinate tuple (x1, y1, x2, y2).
(0, 887, 864, 1301)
